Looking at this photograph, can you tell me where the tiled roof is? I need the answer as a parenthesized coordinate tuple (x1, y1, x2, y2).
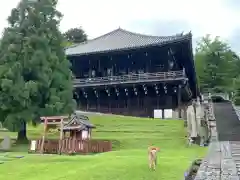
(62, 113, 95, 131)
(65, 28, 192, 56)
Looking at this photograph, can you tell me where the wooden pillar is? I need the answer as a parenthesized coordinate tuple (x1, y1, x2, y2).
(127, 97, 130, 114)
(109, 96, 111, 113)
(97, 91, 100, 112)
(177, 84, 182, 118)
(157, 95, 160, 109)
(140, 96, 144, 115)
(145, 96, 148, 113)
(97, 97, 99, 112)
(137, 95, 140, 114)
(58, 118, 64, 154)
(40, 118, 47, 154)
(116, 96, 119, 113)
(85, 98, 88, 111)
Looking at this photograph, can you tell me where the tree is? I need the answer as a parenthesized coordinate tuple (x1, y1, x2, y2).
(0, 0, 76, 143)
(63, 27, 87, 44)
(195, 35, 239, 93)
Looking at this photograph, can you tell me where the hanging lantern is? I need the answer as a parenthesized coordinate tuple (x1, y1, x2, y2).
(164, 85, 167, 94)
(154, 84, 159, 94)
(174, 87, 177, 93)
(124, 88, 128, 96)
(142, 85, 147, 95)
(83, 90, 88, 98)
(115, 88, 119, 96)
(134, 87, 138, 95)
(94, 90, 98, 98)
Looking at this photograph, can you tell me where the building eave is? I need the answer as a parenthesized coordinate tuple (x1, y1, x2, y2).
(65, 28, 192, 56)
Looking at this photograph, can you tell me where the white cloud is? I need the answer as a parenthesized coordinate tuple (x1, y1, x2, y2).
(0, 0, 19, 34)
(0, 0, 239, 40)
(58, 0, 240, 39)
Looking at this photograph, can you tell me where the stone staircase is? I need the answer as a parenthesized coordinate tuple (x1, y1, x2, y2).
(214, 102, 240, 141)
(194, 101, 240, 180)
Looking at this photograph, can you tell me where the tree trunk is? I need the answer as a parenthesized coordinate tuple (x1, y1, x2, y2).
(16, 121, 28, 144)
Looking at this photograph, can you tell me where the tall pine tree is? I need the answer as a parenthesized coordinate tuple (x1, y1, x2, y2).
(0, 0, 75, 143)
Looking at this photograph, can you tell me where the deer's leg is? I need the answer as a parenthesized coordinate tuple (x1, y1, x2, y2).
(152, 156, 156, 170)
(148, 153, 152, 169)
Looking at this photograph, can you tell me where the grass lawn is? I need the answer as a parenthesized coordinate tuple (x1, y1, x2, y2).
(0, 115, 206, 180)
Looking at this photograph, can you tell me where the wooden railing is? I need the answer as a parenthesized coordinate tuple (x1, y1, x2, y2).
(29, 139, 112, 154)
(73, 70, 187, 87)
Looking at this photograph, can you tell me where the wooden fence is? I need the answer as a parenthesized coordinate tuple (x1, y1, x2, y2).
(29, 138, 112, 154)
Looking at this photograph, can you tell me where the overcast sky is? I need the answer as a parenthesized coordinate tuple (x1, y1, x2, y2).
(1, 0, 240, 52)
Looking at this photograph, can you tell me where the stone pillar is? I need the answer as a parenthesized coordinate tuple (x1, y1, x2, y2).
(196, 97, 207, 146)
(202, 98, 213, 145)
(187, 105, 198, 138)
(183, 107, 187, 127)
(195, 98, 202, 134)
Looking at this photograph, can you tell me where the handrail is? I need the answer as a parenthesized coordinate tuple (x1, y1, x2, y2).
(73, 70, 187, 87)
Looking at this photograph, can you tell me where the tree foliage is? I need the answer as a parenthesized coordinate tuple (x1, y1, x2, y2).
(195, 35, 240, 94)
(0, 0, 75, 140)
(63, 27, 87, 44)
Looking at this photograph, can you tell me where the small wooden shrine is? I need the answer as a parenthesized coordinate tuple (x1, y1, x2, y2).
(61, 113, 96, 140)
(29, 113, 111, 155)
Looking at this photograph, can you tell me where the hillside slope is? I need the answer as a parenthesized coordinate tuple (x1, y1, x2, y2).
(0, 115, 206, 180)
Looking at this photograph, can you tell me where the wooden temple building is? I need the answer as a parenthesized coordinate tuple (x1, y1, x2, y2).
(66, 28, 198, 117)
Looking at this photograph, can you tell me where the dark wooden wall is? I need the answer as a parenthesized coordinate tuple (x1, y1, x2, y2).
(69, 44, 184, 79)
(74, 82, 187, 117)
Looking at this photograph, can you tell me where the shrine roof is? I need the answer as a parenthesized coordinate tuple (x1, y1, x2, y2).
(65, 28, 192, 56)
(62, 113, 95, 131)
